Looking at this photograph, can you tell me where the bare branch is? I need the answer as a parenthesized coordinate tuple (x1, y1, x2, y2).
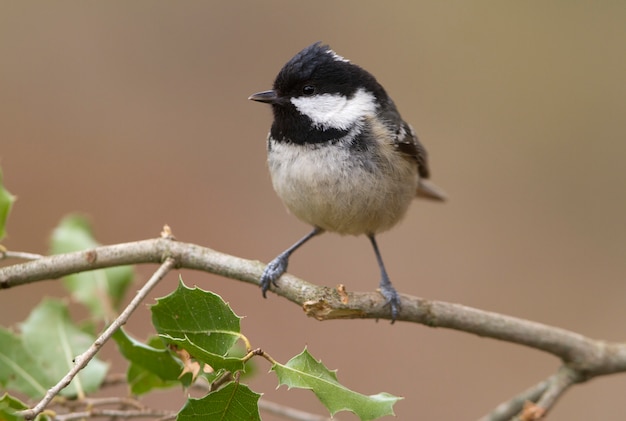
(54, 408, 174, 420)
(533, 366, 583, 415)
(18, 257, 176, 420)
(479, 366, 586, 421)
(2, 237, 626, 419)
(259, 399, 336, 421)
(478, 374, 553, 421)
(61, 396, 147, 410)
(1, 238, 625, 373)
(0, 250, 44, 261)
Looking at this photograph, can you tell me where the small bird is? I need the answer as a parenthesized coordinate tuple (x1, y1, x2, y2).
(249, 42, 445, 322)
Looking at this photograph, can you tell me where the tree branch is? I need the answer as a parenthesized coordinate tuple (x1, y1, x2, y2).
(531, 366, 582, 417)
(17, 257, 176, 420)
(478, 367, 581, 421)
(0, 249, 44, 261)
(259, 399, 336, 421)
(1, 236, 626, 419)
(54, 408, 174, 420)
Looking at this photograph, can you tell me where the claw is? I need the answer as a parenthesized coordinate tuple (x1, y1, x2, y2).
(379, 282, 401, 323)
(260, 253, 289, 298)
(259, 227, 322, 299)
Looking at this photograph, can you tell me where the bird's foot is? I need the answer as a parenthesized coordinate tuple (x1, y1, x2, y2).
(379, 281, 401, 323)
(260, 253, 289, 297)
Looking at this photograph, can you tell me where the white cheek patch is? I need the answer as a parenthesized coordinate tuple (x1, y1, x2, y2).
(290, 88, 377, 131)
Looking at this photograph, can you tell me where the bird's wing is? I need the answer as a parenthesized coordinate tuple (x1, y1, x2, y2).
(378, 100, 430, 178)
(380, 100, 447, 201)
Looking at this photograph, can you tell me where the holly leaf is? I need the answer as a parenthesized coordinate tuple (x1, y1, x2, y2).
(151, 281, 242, 363)
(0, 393, 28, 421)
(0, 168, 16, 241)
(127, 361, 178, 395)
(20, 299, 108, 397)
(272, 348, 402, 421)
(112, 329, 188, 387)
(0, 328, 50, 398)
(160, 334, 245, 374)
(177, 382, 260, 421)
(50, 215, 133, 320)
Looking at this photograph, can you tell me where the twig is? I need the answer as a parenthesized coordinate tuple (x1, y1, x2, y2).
(478, 375, 552, 421)
(18, 257, 176, 420)
(0, 250, 44, 261)
(54, 408, 174, 420)
(259, 399, 336, 421)
(533, 366, 582, 415)
(478, 366, 585, 421)
(60, 396, 147, 410)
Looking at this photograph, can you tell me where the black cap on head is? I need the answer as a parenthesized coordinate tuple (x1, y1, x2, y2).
(272, 42, 387, 101)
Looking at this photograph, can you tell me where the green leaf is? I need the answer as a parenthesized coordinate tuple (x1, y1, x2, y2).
(0, 168, 16, 241)
(0, 393, 28, 411)
(20, 299, 108, 397)
(151, 281, 242, 358)
(50, 215, 134, 319)
(0, 394, 51, 421)
(0, 328, 51, 397)
(177, 382, 261, 421)
(160, 334, 245, 373)
(127, 362, 179, 395)
(273, 348, 402, 421)
(0, 393, 27, 421)
(112, 329, 187, 386)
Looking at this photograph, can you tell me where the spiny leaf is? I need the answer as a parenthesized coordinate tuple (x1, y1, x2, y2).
(20, 299, 108, 397)
(0, 168, 16, 241)
(112, 329, 188, 388)
(177, 382, 261, 421)
(160, 334, 245, 373)
(50, 214, 134, 320)
(272, 348, 402, 421)
(127, 362, 178, 395)
(151, 280, 241, 358)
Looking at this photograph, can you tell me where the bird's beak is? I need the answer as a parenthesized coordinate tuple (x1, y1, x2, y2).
(248, 90, 279, 104)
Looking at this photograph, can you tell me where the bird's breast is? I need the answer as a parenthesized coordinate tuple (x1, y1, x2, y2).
(267, 137, 418, 235)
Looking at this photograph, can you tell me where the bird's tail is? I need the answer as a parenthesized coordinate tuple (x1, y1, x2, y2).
(416, 179, 448, 201)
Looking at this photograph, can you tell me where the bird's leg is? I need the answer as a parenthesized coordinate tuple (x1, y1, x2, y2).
(260, 226, 323, 297)
(368, 235, 400, 323)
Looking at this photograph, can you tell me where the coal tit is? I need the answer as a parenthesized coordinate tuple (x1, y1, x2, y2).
(249, 42, 446, 322)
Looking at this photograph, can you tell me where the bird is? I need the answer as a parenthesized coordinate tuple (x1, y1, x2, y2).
(248, 42, 446, 322)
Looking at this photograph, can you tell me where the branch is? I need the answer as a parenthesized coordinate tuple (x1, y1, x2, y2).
(54, 396, 166, 419)
(2, 236, 626, 419)
(0, 249, 44, 261)
(259, 399, 335, 421)
(534, 366, 581, 411)
(54, 408, 174, 420)
(1, 238, 624, 368)
(478, 369, 569, 421)
(18, 257, 176, 420)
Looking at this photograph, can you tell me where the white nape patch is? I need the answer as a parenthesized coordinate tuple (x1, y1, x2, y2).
(290, 88, 377, 131)
(326, 49, 350, 63)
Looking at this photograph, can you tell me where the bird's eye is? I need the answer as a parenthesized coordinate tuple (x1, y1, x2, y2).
(302, 85, 315, 96)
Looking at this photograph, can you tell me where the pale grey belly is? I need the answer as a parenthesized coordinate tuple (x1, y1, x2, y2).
(268, 142, 418, 235)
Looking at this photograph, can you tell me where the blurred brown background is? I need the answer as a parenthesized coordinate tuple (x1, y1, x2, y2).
(1, 2, 626, 420)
